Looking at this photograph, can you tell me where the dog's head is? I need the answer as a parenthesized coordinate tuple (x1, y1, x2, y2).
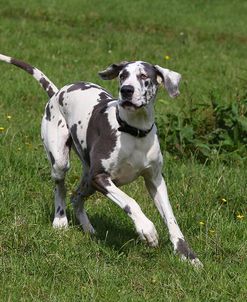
(99, 61, 181, 111)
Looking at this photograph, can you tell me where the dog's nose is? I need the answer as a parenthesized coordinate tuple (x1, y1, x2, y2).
(120, 85, 134, 99)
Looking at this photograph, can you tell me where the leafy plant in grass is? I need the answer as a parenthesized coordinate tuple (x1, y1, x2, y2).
(210, 91, 247, 150)
(156, 91, 247, 161)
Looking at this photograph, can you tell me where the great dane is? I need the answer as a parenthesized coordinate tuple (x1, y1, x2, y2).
(0, 54, 202, 266)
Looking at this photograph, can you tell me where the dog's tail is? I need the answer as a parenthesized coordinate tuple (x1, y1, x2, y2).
(0, 54, 59, 98)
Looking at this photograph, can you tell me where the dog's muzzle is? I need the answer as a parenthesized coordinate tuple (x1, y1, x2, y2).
(119, 85, 144, 110)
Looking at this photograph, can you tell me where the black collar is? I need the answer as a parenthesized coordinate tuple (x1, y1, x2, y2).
(116, 107, 154, 138)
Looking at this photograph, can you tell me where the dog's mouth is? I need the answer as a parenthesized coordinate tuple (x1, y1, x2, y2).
(120, 100, 144, 110)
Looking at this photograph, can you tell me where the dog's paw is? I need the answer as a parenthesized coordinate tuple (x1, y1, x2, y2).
(82, 223, 96, 235)
(179, 253, 203, 268)
(136, 219, 159, 247)
(190, 257, 203, 268)
(52, 216, 68, 229)
(175, 238, 203, 268)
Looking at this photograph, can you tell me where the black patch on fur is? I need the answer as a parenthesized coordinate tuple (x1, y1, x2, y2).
(40, 77, 49, 90)
(124, 205, 132, 215)
(70, 124, 84, 159)
(78, 121, 81, 124)
(98, 91, 112, 102)
(85, 92, 116, 172)
(47, 86, 55, 98)
(67, 82, 100, 93)
(142, 62, 159, 84)
(11, 58, 34, 75)
(58, 91, 65, 106)
(119, 69, 130, 82)
(49, 151, 55, 166)
(45, 104, 51, 121)
(39, 77, 54, 98)
(56, 206, 61, 213)
(59, 209, 64, 216)
(177, 238, 196, 260)
(58, 119, 62, 126)
(91, 173, 111, 195)
(65, 136, 73, 148)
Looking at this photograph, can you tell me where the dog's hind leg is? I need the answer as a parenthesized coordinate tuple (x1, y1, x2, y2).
(71, 170, 96, 234)
(41, 98, 71, 228)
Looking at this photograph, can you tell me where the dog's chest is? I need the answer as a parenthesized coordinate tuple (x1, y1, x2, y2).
(102, 133, 160, 185)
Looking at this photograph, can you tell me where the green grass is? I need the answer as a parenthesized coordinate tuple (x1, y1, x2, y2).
(0, 0, 247, 301)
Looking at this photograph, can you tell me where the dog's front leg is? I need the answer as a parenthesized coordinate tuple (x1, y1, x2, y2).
(92, 173, 159, 247)
(144, 171, 203, 267)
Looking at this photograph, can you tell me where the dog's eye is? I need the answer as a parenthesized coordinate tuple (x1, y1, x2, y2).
(119, 76, 124, 83)
(119, 74, 125, 81)
(140, 74, 148, 80)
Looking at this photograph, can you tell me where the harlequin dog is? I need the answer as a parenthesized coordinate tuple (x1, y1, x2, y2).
(0, 54, 202, 266)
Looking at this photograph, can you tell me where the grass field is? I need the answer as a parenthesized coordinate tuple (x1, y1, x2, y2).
(0, 0, 247, 301)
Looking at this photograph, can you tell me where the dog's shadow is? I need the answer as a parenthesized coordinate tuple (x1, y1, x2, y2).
(48, 207, 136, 251)
(89, 213, 137, 251)
(49, 210, 168, 256)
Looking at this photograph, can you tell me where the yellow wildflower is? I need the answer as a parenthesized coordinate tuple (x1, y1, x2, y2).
(0, 127, 4, 132)
(221, 198, 227, 203)
(236, 214, 244, 220)
(199, 221, 205, 226)
(7, 115, 12, 120)
(164, 55, 170, 60)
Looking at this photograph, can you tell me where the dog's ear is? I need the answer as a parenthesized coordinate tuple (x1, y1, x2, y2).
(154, 65, 181, 98)
(98, 61, 128, 80)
